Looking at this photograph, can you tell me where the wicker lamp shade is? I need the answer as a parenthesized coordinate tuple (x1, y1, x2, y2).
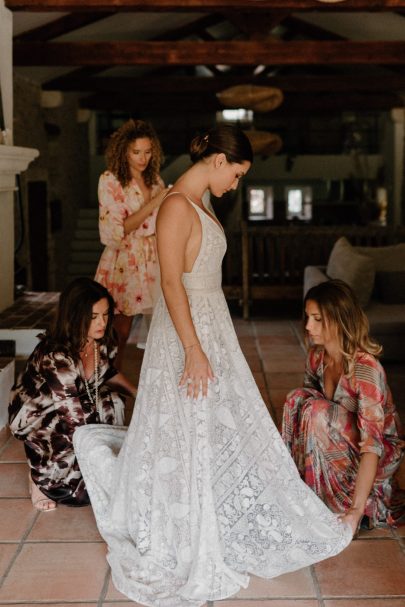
(244, 130, 283, 156)
(217, 85, 283, 113)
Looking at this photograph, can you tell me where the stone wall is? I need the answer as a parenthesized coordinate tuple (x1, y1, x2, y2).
(13, 73, 90, 291)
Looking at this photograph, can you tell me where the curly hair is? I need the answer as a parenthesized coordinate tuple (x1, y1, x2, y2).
(105, 119, 164, 188)
(304, 279, 382, 375)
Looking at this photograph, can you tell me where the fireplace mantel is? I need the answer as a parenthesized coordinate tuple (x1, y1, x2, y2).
(0, 144, 39, 312)
(0, 145, 39, 189)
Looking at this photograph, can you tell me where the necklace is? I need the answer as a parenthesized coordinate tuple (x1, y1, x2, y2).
(82, 339, 93, 358)
(83, 340, 99, 409)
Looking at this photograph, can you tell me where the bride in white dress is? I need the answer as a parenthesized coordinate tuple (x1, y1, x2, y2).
(74, 125, 352, 607)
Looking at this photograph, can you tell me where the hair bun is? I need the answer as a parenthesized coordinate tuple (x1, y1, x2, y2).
(189, 133, 210, 163)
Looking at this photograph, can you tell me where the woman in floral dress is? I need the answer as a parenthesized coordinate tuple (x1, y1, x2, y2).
(9, 278, 136, 511)
(283, 279, 404, 531)
(95, 119, 168, 368)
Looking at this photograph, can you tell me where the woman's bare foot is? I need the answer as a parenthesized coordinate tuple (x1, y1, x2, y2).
(29, 479, 57, 512)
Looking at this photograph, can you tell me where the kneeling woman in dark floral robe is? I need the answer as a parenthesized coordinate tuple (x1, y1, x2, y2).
(9, 278, 137, 511)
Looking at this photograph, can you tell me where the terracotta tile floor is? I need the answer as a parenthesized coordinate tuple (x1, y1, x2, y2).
(0, 312, 404, 607)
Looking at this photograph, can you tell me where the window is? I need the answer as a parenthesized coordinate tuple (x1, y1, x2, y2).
(285, 186, 312, 221)
(246, 186, 274, 220)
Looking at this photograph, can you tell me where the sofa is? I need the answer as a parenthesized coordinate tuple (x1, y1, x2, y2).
(304, 236, 405, 361)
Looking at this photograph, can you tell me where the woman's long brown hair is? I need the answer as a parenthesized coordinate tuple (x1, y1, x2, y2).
(304, 279, 382, 375)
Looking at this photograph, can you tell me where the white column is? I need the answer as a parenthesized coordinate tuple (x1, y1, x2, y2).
(0, 1, 13, 144)
(0, 1, 39, 312)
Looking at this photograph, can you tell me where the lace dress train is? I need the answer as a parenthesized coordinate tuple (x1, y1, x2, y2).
(74, 198, 351, 607)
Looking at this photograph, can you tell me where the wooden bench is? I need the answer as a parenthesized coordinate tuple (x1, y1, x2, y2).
(222, 222, 405, 319)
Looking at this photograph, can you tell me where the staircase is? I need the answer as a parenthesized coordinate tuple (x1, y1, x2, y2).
(67, 208, 103, 282)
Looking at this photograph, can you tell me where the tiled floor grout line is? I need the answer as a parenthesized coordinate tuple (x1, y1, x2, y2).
(13, 540, 106, 543)
(0, 437, 13, 458)
(0, 505, 40, 590)
(322, 594, 405, 599)
(98, 567, 112, 607)
(0, 602, 100, 605)
(289, 319, 307, 355)
(309, 564, 325, 607)
(251, 320, 278, 424)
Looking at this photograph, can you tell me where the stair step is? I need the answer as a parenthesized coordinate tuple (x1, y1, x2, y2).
(78, 208, 99, 218)
(74, 229, 100, 240)
(67, 271, 95, 281)
(76, 218, 99, 229)
(68, 262, 98, 274)
(71, 240, 103, 251)
(71, 251, 101, 263)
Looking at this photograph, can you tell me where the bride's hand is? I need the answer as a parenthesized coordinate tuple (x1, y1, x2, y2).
(179, 344, 214, 399)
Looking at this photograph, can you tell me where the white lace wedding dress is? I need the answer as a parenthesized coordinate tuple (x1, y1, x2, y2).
(74, 198, 352, 607)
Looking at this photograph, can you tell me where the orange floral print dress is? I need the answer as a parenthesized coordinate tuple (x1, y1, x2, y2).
(95, 171, 165, 316)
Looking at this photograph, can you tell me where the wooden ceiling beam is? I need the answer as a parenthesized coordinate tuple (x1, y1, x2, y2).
(6, 1, 405, 12)
(42, 13, 226, 93)
(14, 12, 115, 42)
(14, 40, 405, 66)
(43, 74, 405, 93)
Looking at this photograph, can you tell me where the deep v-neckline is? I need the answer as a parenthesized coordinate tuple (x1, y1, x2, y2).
(321, 350, 342, 400)
(198, 202, 225, 235)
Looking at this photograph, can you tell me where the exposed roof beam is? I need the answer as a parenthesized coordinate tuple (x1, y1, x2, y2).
(7, 1, 405, 12)
(14, 12, 115, 41)
(42, 13, 225, 86)
(14, 40, 405, 66)
(79, 91, 404, 112)
(43, 74, 405, 93)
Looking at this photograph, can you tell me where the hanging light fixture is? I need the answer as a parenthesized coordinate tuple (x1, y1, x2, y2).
(217, 85, 283, 113)
(244, 130, 283, 156)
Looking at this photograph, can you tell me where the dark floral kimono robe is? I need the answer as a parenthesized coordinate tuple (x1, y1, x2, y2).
(8, 337, 125, 506)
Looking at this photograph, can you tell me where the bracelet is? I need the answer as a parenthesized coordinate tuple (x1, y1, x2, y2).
(184, 342, 199, 350)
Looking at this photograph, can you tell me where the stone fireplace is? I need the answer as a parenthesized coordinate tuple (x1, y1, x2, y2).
(0, 145, 39, 313)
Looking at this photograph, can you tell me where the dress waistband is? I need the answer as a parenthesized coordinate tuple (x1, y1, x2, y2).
(182, 271, 222, 293)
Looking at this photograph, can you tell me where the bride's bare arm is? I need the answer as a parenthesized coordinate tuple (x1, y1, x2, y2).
(156, 195, 214, 398)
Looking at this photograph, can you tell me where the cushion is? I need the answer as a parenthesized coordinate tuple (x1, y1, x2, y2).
(356, 243, 405, 272)
(375, 271, 405, 304)
(303, 265, 328, 298)
(326, 237, 375, 308)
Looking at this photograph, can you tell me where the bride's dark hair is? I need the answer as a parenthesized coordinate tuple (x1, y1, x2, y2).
(190, 124, 253, 165)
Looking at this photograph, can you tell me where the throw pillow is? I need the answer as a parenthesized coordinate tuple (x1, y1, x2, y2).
(326, 237, 375, 308)
(376, 271, 405, 304)
(356, 243, 405, 272)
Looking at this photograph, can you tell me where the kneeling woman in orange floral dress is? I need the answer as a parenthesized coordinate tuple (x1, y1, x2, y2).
(282, 279, 404, 532)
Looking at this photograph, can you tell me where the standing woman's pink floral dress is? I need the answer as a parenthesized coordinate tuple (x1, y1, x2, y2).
(95, 171, 165, 316)
(282, 348, 405, 527)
